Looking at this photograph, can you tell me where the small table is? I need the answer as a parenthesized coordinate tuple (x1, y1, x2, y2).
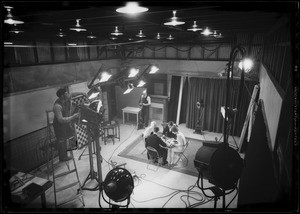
(10, 172, 52, 208)
(122, 107, 141, 126)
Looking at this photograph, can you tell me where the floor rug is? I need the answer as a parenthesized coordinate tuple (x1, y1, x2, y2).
(118, 135, 204, 177)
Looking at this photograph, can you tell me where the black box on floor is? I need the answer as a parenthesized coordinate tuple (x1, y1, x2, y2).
(22, 183, 43, 198)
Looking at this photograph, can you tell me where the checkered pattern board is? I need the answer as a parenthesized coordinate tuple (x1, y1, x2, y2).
(75, 123, 88, 149)
(71, 95, 89, 107)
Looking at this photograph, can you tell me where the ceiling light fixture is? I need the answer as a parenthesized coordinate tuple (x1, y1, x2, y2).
(136, 30, 146, 38)
(9, 24, 24, 34)
(155, 33, 161, 40)
(69, 19, 86, 32)
(166, 34, 174, 40)
(111, 26, 123, 36)
(116, 2, 148, 14)
(4, 41, 13, 45)
(201, 27, 212, 36)
(187, 21, 202, 32)
(4, 6, 24, 25)
(123, 83, 134, 94)
(87, 32, 97, 39)
(164, 10, 185, 26)
(56, 29, 66, 37)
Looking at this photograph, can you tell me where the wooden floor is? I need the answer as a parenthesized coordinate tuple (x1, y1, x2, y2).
(26, 118, 243, 209)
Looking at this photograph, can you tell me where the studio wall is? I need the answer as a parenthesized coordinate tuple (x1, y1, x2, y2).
(258, 64, 283, 151)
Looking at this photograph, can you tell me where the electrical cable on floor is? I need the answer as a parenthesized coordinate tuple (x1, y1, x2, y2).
(130, 174, 208, 208)
(225, 187, 239, 209)
(108, 125, 137, 163)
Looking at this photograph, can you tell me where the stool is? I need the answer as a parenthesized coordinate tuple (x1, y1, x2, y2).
(102, 121, 120, 145)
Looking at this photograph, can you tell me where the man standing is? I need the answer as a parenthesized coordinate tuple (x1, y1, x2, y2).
(139, 89, 151, 128)
(53, 87, 88, 162)
(145, 127, 168, 165)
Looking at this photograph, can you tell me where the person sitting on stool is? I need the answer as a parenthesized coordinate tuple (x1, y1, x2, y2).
(145, 127, 168, 165)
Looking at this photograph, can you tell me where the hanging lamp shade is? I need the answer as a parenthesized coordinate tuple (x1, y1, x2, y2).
(56, 29, 66, 37)
(164, 10, 185, 26)
(166, 34, 174, 40)
(187, 21, 202, 32)
(111, 26, 123, 36)
(4, 6, 24, 25)
(137, 80, 146, 87)
(9, 24, 24, 34)
(201, 27, 213, 36)
(87, 32, 96, 39)
(136, 30, 146, 38)
(155, 33, 161, 40)
(116, 2, 148, 14)
(69, 19, 86, 32)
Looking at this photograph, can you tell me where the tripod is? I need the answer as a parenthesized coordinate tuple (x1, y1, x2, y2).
(79, 107, 104, 191)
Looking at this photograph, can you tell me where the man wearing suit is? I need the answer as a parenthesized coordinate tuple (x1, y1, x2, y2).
(145, 126, 169, 165)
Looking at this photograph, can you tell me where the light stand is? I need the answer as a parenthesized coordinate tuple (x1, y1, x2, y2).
(194, 45, 247, 209)
(194, 100, 204, 134)
(99, 167, 134, 209)
(79, 107, 104, 191)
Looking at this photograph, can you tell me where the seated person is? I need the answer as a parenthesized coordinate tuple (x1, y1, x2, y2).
(166, 125, 187, 166)
(145, 127, 168, 165)
(162, 121, 177, 140)
(142, 121, 157, 145)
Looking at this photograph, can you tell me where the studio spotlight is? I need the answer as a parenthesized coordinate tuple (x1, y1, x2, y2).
(123, 83, 134, 94)
(238, 58, 253, 73)
(100, 167, 134, 208)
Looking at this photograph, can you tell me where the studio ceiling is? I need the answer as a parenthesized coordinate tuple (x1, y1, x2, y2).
(2, 1, 293, 45)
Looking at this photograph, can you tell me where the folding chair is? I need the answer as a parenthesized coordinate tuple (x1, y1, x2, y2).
(173, 140, 189, 166)
(146, 146, 163, 171)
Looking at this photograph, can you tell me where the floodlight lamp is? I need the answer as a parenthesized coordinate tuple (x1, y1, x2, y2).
(116, 2, 148, 14)
(238, 58, 253, 73)
(99, 71, 112, 83)
(128, 68, 139, 78)
(149, 65, 159, 74)
(123, 83, 134, 94)
(89, 92, 100, 100)
(137, 80, 146, 87)
(101, 168, 134, 208)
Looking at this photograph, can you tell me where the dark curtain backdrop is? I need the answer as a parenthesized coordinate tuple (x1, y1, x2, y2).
(186, 77, 256, 136)
(179, 77, 189, 124)
(167, 76, 181, 123)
